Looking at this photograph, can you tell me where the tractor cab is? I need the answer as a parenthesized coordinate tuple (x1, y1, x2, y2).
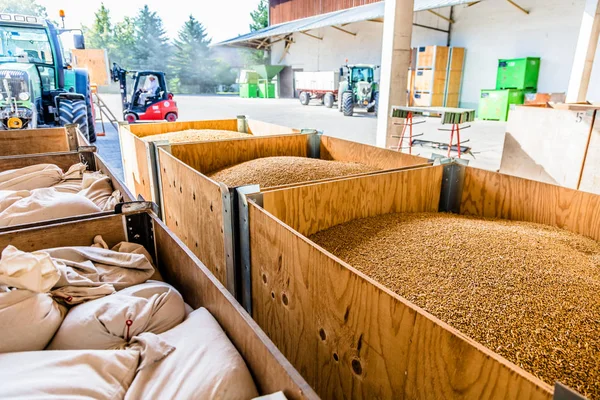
(111, 63, 178, 124)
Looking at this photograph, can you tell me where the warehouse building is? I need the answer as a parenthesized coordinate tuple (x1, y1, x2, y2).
(217, 0, 600, 109)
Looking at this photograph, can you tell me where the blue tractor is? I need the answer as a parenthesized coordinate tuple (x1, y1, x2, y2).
(0, 13, 96, 141)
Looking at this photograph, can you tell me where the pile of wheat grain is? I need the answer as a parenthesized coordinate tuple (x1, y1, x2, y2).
(206, 156, 379, 188)
(309, 212, 600, 398)
(141, 129, 250, 143)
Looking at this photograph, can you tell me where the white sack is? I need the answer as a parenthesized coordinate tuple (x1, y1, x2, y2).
(0, 188, 101, 227)
(52, 179, 83, 194)
(0, 245, 60, 292)
(44, 245, 155, 291)
(47, 281, 185, 350)
(79, 175, 120, 211)
(125, 307, 259, 400)
(0, 163, 85, 191)
(0, 190, 29, 211)
(0, 349, 140, 399)
(0, 287, 66, 352)
(51, 283, 116, 306)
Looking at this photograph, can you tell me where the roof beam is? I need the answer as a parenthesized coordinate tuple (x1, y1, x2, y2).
(300, 30, 323, 40)
(506, 0, 529, 14)
(427, 9, 454, 24)
(368, 18, 384, 23)
(331, 25, 357, 36)
(467, 1, 482, 6)
(256, 37, 270, 50)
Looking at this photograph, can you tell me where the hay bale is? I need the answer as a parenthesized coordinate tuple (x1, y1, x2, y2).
(310, 212, 600, 397)
(207, 156, 380, 188)
(141, 129, 250, 143)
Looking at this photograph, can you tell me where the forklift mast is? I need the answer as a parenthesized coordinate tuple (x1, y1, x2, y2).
(111, 63, 130, 110)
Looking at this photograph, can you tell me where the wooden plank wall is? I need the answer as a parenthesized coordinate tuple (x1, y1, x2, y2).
(153, 217, 317, 400)
(170, 134, 310, 174)
(0, 128, 70, 156)
(251, 166, 552, 399)
(95, 154, 135, 202)
(247, 119, 300, 136)
(269, 0, 382, 25)
(72, 49, 109, 86)
(126, 120, 239, 138)
(320, 136, 428, 170)
(158, 149, 228, 285)
(119, 127, 154, 202)
(460, 166, 600, 242)
(0, 152, 81, 172)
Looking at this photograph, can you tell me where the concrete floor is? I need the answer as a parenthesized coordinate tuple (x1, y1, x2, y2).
(95, 94, 507, 178)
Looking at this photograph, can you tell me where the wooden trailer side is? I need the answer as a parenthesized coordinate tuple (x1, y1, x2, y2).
(0, 127, 71, 156)
(95, 154, 136, 202)
(0, 151, 81, 172)
(157, 148, 228, 286)
(250, 166, 553, 399)
(247, 119, 301, 135)
(319, 135, 428, 170)
(126, 119, 240, 138)
(461, 166, 600, 242)
(119, 126, 155, 202)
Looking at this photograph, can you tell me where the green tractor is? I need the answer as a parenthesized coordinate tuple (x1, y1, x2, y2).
(337, 64, 380, 117)
(0, 13, 95, 141)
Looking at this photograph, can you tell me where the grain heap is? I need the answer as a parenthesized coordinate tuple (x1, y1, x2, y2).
(207, 156, 379, 187)
(141, 129, 250, 143)
(310, 212, 600, 397)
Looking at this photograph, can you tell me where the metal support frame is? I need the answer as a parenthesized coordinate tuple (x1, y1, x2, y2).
(149, 140, 170, 219)
(306, 130, 321, 159)
(438, 162, 465, 214)
(78, 146, 97, 171)
(414, 23, 449, 33)
(331, 25, 357, 36)
(553, 383, 587, 400)
(236, 185, 261, 314)
(220, 183, 237, 296)
(427, 9, 454, 24)
(506, 0, 529, 14)
(124, 211, 157, 265)
(237, 115, 249, 133)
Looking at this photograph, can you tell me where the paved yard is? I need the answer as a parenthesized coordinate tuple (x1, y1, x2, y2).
(95, 94, 506, 179)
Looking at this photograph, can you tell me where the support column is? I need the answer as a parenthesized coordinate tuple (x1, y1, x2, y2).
(566, 0, 600, 103)
(376, 0, 415, 149)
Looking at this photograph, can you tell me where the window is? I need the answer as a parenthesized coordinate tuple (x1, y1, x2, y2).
(0, 26, 53, 65)
(351, 67, 374, 83)
(37, 65, 56, 91)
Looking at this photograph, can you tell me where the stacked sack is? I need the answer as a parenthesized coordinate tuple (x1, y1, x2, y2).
(0, 163, 121, 227)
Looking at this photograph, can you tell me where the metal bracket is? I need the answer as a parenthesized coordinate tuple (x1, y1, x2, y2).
(235, 184, 261, 313)
(553, 383, 588, 400)
(124, 211, 157, 265)
(237, 115, 248, 133)
(64, 123, 79, 150)
(114, 201, 157, 215)
(149, 140, 170, 219)
(431, 154, 470, 166)
(78, 146, 97, 171)
(306, 130, 322, 159)
(438, 162, 465, 214)
(220, 183, 237, 296)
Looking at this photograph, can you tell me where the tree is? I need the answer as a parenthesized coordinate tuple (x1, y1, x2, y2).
(131, 5, 170, 72)
(244, 0, 269, 66)
(84, 4, 113, 52)
(169, 15, 215, 93)
(112, 17, 136, 67)
(0, 0, 48, 18)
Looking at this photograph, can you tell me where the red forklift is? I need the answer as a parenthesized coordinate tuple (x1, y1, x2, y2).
(110, 63, 178, 123)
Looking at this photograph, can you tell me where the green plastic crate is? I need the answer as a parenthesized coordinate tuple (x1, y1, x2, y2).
(239, 83, 258, 98)
(478, 89, 528, 122)
(496, 57, 540, 90)
(258, 82, 276, 98)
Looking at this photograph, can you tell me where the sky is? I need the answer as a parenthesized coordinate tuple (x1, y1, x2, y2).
(37, 0, 262, 43)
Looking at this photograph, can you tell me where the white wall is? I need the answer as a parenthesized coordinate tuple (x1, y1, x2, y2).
(450, 0, 585, 109)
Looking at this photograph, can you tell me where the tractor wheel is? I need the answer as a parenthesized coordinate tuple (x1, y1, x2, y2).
(342, 91, 354, 117)
(165, 112, 177, 122)
(85, 78, 96, 143)
(59, 99, 89, 140)
(324, 93, 334, 108)
(299, 91, 310, 106)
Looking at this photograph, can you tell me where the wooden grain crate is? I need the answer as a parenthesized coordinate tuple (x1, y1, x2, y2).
(413, 91, 444, 107)
(449, 47, 466, 71)
(446, 69, 464, 94)
(119, 118, 300, 204)
(243, 163, 600, 398)
(0, 124, 88, 157)
(413, 69, 447, 93)
(416, 45, 449, 69)
(0, 149, 134, 232)
(153, 134, 430, 295)
(445, 92, 460, 107)
(0, 211, 316, 400)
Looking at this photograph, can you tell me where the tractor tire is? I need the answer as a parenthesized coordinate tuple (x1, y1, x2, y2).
(59, 99, 89, 141)
(324, 93, 334, 108)
(367, 91, 378, 113)
(299, 91, 310, 106)
(85, 78, 96, 143)
(342, 91, 354, 117)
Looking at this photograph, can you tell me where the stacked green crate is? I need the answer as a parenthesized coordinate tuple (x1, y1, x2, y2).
(479, 57, 540, 120)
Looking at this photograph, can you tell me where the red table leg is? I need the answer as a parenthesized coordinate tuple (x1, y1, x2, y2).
(448, 124, 455, 158)
(456, 123, 461, 158)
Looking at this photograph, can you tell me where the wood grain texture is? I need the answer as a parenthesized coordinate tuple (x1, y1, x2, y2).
(153, 217, 317, 399)
(263, 165, 443, 237)
(250, 202, 552, 399)
(171, 134, 310, 174)
(119, 126, 154, 201)
(125, 119, 240, 138)
(95, 154, 135, 202)
(158, 149, 228, 286)
(499, 106, 593, 188)
(72, 49, 109, 86)
(270, 0, 381, 25)
(0, 127, 70, 156)
(0, 214, 126, 251)
(320, 135, 428, 170)
(247, 119, 300, 136)
(0, 152, 81, 172)
(461, 166, 600, 242)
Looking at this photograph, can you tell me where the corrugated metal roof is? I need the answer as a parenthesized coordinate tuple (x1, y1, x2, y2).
(214, 0, 481, 47)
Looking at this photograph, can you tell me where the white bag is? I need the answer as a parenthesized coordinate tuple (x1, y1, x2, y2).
(0, 245, 60, 293)
(78, 175, 121, 211)
(0, 163, 85, 191)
